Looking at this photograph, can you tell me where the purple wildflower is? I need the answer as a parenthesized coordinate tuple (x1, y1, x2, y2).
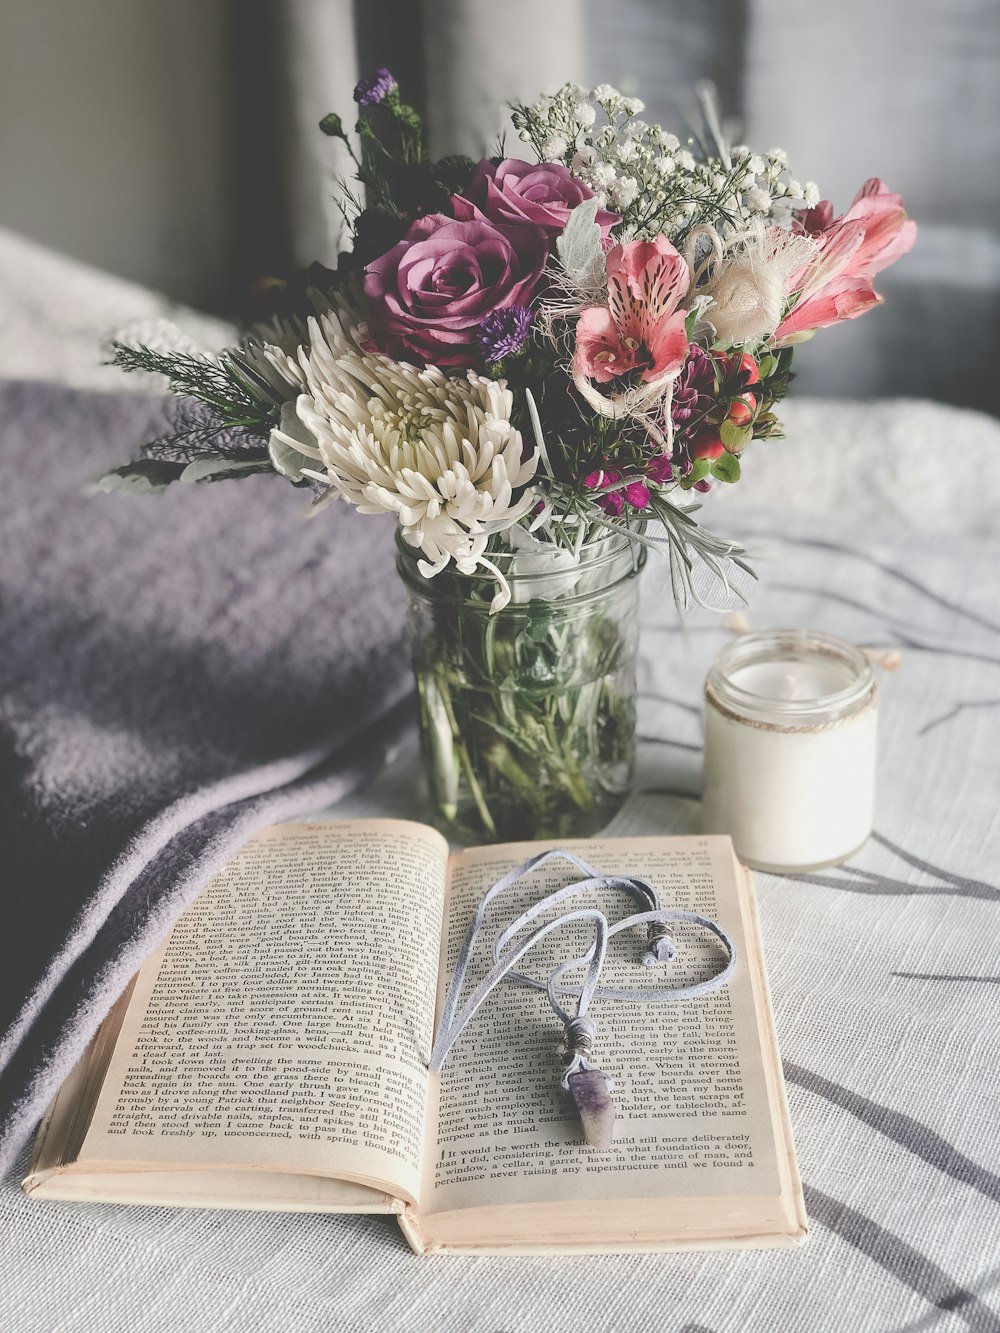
(623, 481, 651, 509)
(583, 467, 650, 515)
(670, 343, 716, 427)
(353, 68, 397, 106)
(646, 453, 674, 485)
(475, 306, 534, 362)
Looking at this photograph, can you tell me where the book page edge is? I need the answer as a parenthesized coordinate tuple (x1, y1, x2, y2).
(734, 852, 810, 1241)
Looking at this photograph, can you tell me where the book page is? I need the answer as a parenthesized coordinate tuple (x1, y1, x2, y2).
(424, 836, 780, 1214)
(82, 820, 447, 1205)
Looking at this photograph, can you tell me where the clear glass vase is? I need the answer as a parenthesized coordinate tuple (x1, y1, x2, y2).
(397, 530, 646, 843)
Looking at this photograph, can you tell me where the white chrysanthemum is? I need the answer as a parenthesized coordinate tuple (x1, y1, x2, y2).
(270, 310, 538, 611)
(241, 315, 310, 399)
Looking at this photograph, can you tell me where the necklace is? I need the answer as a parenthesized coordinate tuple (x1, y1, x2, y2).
(430, 849, 736, 1151)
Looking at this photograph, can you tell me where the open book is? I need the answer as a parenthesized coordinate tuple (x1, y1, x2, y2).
(25, 821, 807, 1254)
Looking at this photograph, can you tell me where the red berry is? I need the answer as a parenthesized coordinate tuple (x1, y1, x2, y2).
(737, 352, 760, 385)
(717, 350, 760, 383)
(727, 392, 757, 427)
(692, 426, 725, 460)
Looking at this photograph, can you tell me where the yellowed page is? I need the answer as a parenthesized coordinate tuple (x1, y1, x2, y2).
(423, 836, 781, 1215)
(24, 1028, 392, 1213)
(81, 820, 447, 1205)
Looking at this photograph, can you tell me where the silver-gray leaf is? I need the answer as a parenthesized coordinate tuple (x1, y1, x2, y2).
(87, 459, 186, 495)
(556, 196, 605, 291)
(179, 455, 272, 483)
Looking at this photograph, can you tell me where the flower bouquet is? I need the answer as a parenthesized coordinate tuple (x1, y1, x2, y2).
(102, 73, 914, 842)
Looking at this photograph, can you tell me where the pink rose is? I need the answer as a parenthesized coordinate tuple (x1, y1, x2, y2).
(452, 159, 620, 241)
(363, 212, 548, 367)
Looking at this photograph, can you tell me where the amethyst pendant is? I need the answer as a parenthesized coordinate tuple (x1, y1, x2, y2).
(567, 1069, 615, 1150)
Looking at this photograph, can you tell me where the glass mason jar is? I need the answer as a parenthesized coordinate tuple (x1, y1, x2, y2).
(397, 530, 646, 843)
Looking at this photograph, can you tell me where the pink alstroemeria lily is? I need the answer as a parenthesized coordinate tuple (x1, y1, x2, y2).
(575, 236, 690, 386)
(774, 178, 916, 345)
(573, 237, 690, 447)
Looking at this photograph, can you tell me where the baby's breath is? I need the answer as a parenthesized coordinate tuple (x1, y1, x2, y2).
(510, 83, 818, 247)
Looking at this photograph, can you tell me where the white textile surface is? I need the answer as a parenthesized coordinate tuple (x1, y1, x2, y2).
(0, 228, 234, 393)
(2, 240, 999, 1331)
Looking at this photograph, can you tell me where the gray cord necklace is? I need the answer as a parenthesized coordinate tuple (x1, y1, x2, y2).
(429, 849, 736, 1150)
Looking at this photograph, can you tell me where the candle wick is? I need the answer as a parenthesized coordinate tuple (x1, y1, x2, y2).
(781, 673, 798, 701)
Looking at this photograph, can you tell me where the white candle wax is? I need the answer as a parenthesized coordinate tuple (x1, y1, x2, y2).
(701, 631, 877, 872)
(728, 658, 850, 703)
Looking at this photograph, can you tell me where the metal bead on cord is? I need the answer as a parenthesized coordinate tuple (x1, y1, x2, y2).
(643, 921, 678, 966)
(559, 1014, 612, 1090)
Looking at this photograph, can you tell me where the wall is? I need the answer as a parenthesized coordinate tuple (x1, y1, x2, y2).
(0, 0, 236, 310)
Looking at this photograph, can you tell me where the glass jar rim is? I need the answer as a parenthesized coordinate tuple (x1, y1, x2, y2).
(395, 527, 645, 611)
(706, 628, 875, 727)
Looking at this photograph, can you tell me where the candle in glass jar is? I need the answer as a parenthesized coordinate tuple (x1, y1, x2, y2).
(701, 630, 877, 872)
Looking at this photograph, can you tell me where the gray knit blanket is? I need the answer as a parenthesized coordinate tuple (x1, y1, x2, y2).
(0, 379, 413, 1171)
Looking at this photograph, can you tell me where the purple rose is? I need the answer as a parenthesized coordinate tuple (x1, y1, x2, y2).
(363, 213, 548, 367)
(452, 159, 620, 241)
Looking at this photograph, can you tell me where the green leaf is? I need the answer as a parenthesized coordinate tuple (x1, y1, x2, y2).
(431, 155, 476, 193)
(179, 454, 274, 483)
(711, 453, 741, 483)
(756, 354, 777, 379)
(720, 420, 752, 454)
(775, 328, 817, 347)
(319, 112, 346, 139)
(678, 457, 711, 490)
(87, 459, 186, 495)
(688, 456, 712, 482)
